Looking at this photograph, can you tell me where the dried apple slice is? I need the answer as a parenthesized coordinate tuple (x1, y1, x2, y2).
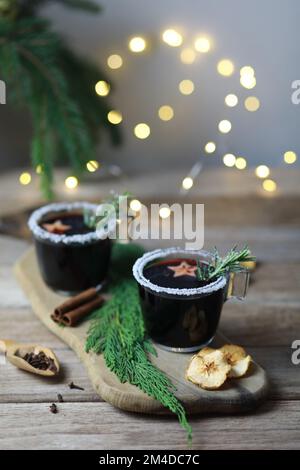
(197, 346, 215, 357)
(186, 350, 231, 390)
(220, 344, 252, 378)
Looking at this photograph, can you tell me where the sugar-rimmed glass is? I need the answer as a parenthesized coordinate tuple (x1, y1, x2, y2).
(133, 247, 249, 353)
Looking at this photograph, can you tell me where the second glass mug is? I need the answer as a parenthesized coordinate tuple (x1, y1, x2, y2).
(133, 248, 250, 353)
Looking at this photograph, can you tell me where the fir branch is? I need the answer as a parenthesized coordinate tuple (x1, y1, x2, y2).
(0, 10, 121, 198)
(85, 243, 192, 442)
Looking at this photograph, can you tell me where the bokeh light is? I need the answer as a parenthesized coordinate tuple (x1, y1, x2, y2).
(240, 66, 255, 77)
(19, 172, 31, 185)
(129, 36, 146, 53)
(95, 80, 110, 96)
(218, 119, 232, 133)
(194, 37, 210, 53)
(204, 142, 216, 154)
(162, 29, 183, 47)
(179, 79, 195, 95)
(130, 199, 142, 212)
(107, 110, 123, 124)
(65, 176, 78, 189)
(180, 48, 196, 64)
(134, 123, 151, 139)
(235, 157, 247, 170)
(217, 59, 234, 77)
(223, 154, 236, 167)
(262, 179, 277, 192)
(225, 94, 238, 107)
(158, 105, 174, 121)
(86, 160, 99, 172)
(107, 54, 123, 69)
(244, 96, 260, 112)
(255, 165, 270, 178)
(240, 74, 256, 89)
(284, 151, 297, 164)
(159, 207, 171, 218)
(182, 177, 194, 190)
(36, 165, 43, 174)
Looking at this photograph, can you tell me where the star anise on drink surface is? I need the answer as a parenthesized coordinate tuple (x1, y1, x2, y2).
(42, 219, 72, 234)
(168, 261, 197, 278)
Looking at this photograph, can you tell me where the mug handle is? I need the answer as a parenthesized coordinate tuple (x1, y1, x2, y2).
(226, 270, 250, 301)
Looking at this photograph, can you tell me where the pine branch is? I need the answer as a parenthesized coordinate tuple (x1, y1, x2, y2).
(85, 243, 192, 442)
(0, 14, 121, 198)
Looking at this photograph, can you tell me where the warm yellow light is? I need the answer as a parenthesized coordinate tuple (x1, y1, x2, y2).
(204, 142, 216, 154)
(218, 119, 232, 134)
(95, 80, 110, 96)
(36, 165, 43, 174)
(19, 172, 31, 185)
(107, 110, 123, 124)
(107, 54, 123, 69)
(180, 48, 196, 64)
(158, 105, 174, 121)
(134, 123, 151, 139)
(194, 37, 210, 53)
(240, 74, 256, 89)
(284, 151, 297, 164)
(223, 154, 236, 167)
(159, 207, 171, 219)
(86, 160, 99, 172)
(130, 199, 142, 212)
(179, 79, 194, 95)
(235, 157, 247, 170)
(129, 36, 146, 53)
(182, 177, 194, 190)
(244, 96, 260, 112)
(225, 94, 238, 107)
(240, 66, 255, 77)
(255, 165, 270, 178)
(263, 179, 277, 192)
(217, 59, 234, 77)
(65, 176, 78, 189)
(162, 29, 183, 47)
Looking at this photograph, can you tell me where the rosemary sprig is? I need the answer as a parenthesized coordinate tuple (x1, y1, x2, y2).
(197, 245, 255, 281)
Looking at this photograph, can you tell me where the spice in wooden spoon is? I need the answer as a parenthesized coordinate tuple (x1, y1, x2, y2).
(0, 340, 60, 377)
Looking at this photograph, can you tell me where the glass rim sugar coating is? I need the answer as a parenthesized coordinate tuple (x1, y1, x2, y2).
(132, 247, 227, 298)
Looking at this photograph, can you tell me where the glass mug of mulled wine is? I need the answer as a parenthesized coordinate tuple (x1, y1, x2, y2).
(133, 247, 250, 353)
(28, 202, 112, 295)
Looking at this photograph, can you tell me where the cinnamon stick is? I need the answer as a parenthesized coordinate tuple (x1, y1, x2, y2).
(54, 287, 98, 317)
(51, 287, 104, 327)
(60, 296, 104, 326)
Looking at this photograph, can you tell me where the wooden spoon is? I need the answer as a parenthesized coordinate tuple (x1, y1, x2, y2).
(0, 340, 60, 377)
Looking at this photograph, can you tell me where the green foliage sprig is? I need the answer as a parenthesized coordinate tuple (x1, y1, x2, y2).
(85, 243, 192, 442)
(0, 0, 121, 199)
(197, 245, 255, 281)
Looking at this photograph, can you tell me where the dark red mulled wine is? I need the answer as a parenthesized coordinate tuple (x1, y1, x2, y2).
(133, 249, 228, 352)
(29, 203, 112, 295)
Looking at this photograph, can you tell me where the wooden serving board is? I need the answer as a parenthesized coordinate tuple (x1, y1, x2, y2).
(14, 248, 269, 415)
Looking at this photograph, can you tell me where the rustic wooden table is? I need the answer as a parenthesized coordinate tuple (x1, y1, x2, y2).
(0, 169, 299, 450)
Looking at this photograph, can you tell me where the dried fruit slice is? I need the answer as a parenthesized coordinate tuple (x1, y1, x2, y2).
(186, 350, 231, 390)
(220, 344, 252, 378)
(197, 346, 215, 357)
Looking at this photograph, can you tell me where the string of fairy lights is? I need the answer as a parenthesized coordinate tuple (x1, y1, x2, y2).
(19, 27, 298, 206)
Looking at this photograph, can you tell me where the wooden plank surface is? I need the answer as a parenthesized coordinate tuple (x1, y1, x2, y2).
(0, 201, 300, 450)
(13, 247, 269, 415)
(0, 401, 299, 450)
